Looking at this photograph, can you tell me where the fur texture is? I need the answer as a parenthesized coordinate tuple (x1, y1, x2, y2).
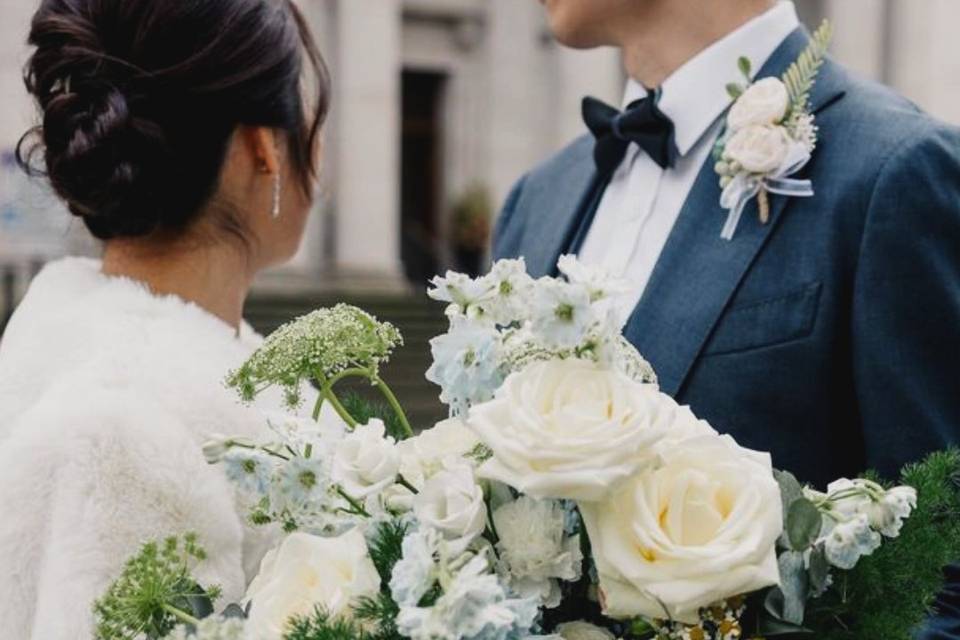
(0, 258, 286, 639)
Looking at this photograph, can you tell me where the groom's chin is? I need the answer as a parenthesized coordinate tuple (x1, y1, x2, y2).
(539, 0, 627, 50)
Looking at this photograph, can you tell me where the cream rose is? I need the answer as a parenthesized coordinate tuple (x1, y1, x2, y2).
(469, 359, 674, 502)
(724, 124, 791, 174)
(331, 419, 400, 498)
(727, 77, 790, 131)
(579, 434, 782, 624)
(413, 464, 486, 554)
(398, 417, 481, 490)
(245, 530, 380, 639)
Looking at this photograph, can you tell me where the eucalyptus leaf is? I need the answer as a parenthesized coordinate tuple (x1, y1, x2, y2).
(221, 602, 248, 619)
(725, 82, 744, 100)
(777, 551, 809, 625)
(808, 544, 832, 596)
(775, 469, 804, 512)
(787, 498, 823, 551)
(738, 55, 753, 79)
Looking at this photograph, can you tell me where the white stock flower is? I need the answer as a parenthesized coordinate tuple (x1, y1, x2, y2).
(469, 359, 672, 502)
(485, 258, 535, 325)
(822, 478, 917, 540)
(823, 513, 882, 570)
(556, 254, 629, 302)
(428, 271, 497, 320)
(530, 279, 595, 349)
(493, 496, 583, 607)
(399, 417, 481, 490)
(579, 434, 782, 624)
(332, 419, 400, 498)
(413, 465, 487, 555)
(874, 485, 917, 538)
(724, 124, 791, 174)
(245, 530, 380, 639)
(727, 77, 790, 131)
(556, 621, 616, 640)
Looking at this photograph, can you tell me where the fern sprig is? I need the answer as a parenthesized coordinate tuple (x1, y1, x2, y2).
(782, 20, 834, 118)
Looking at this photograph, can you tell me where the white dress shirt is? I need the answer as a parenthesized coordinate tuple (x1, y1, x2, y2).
(577, 2, 800, 322)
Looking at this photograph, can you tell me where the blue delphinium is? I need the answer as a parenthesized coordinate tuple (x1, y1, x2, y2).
(425, 318, 505, 415)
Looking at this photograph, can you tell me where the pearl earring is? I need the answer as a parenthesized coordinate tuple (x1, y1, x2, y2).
(271, 173, 281, 219)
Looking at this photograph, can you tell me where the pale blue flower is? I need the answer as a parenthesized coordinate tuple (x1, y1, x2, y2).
(529, 280, 594, 349)
(823, 513, 881, 570)
(485, 259, 535, 326)
(222, 449, 274, 496)
(391, 527, 442, 607)
(396, 552, 540, 640)
(426, 318, 505, 415)
(556, 255, 628, 302)
(272, 455, 329, 510)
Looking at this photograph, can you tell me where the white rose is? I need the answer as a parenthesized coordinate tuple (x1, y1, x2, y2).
(727, 77, 790, 131)
(398, 417, 481, 490)
(579, 434, 782, 624)
(245, 530, 380, 639)
(557, 621, 617, 640)
(332, 419, 400, 498)
(413, 465, 486, 555)
(469, 359, 674, 502)
(724, 124, 791, 174)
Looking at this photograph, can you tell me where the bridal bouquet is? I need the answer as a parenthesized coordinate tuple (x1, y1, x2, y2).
(94, 258, 960, 640)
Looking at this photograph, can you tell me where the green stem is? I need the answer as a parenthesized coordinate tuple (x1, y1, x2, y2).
(162, 603, 200, 627)
(336, 486, 371, 517)
(311, 393, 324, 421)
(372, 375, 414, 439)
(397, 475, 419, 494)
(323, 384, 358, 429)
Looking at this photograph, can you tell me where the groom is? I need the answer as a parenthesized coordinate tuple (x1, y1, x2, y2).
(494, 0, 960, 635)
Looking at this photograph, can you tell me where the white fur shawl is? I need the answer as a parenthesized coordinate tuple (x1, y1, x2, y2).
(0, 258, 284, 639)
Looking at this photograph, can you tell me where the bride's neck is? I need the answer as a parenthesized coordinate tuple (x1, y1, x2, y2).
(101, 236, 254, 332)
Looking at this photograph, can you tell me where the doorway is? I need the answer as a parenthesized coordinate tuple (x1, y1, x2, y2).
(400, 70, 447, 286)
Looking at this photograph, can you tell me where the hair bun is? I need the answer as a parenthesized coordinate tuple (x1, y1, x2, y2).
(37, 81, 172, 238)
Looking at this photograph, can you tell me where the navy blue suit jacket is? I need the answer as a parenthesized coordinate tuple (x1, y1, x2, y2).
(494, 31, 960, 636)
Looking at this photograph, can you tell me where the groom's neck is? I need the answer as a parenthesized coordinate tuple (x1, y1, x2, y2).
(618, 0, 775, 88)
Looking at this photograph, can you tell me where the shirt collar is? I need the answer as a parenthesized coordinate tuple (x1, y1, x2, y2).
(623, 1, 800, 157)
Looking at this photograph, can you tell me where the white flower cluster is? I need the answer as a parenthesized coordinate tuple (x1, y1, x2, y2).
(805, 478, 917, 570)
(426, 256, 655, 415)
(205, 410, 404, 535)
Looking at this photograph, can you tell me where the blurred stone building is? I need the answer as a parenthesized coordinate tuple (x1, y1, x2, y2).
(1, 0, 960, 295)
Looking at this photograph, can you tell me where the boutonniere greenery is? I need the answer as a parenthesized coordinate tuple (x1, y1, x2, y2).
(713, 21, 833, 240)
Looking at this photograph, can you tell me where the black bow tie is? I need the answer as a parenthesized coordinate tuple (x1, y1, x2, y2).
(582, 91, 677, 176)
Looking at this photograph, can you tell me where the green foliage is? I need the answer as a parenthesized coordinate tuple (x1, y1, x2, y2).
(340, 392, 408, 441)
(354, 593, 403, 640)
(781, 21, 833, 118)
(808, 450, 960, 639)
(367, 519, 410, 586)
(94, 533, 220, 640)
(283, 607, 371, 640)
(226, 305, 403, 409)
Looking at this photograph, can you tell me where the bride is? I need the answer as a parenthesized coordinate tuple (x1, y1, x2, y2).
(0, 0, 329, 636)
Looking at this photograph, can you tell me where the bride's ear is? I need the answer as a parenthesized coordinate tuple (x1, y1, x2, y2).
(240, 126, 281, 175)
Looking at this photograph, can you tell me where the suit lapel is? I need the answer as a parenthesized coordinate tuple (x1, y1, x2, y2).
(624, 28, 848, 396)
(520, 138, 598, 277)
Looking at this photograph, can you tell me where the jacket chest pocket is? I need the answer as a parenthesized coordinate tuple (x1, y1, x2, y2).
(704, 282, 823, 356)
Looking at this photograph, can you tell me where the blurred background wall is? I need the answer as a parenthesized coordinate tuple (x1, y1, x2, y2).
(1, 0, 959, 423)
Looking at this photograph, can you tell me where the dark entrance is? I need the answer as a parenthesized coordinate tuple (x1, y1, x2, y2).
(400, 70, 446, 286)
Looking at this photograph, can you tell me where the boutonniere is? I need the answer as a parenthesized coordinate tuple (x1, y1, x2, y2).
(713, 21, 833, 240)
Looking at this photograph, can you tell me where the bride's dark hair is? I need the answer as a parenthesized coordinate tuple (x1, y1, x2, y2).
(16, 0, 330, 240)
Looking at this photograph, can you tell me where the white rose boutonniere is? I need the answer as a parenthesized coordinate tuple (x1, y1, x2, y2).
(468, 358, 673, 502)
(245, 530, 381, 639)
(579, 433, 783, 624)
(726, 77, 790, 131)
(714, 22, 833, 240)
